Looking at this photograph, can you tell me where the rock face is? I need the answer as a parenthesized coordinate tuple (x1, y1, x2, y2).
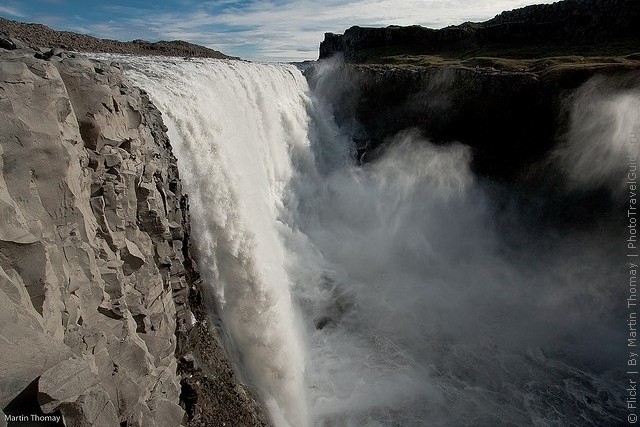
(0, 17, 239, 60)
(0, 46, 186, 426)
(319, 0, 640, 61)
(310, 0, 640, 179)
(307, 59, 640, 178)
(0, 46, 267, 426)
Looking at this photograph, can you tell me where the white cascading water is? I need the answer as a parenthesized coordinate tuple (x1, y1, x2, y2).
(90, 55, 631, 426)
(113, 57, 312, 426)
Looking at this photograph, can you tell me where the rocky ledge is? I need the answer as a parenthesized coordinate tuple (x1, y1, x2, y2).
(0, 46, 265, 426)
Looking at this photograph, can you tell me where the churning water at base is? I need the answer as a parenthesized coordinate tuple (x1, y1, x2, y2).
(96, 55, 628, 426)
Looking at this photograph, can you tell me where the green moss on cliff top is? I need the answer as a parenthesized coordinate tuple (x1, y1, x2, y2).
(360, 53, 640, 76)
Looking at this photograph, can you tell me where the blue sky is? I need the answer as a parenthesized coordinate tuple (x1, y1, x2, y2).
(1, 0, 556, 62)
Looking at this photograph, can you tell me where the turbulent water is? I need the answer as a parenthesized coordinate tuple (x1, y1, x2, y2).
(93, 55, 634, 426)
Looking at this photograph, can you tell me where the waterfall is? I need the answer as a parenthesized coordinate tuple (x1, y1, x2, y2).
(120, 57, 314, 427)
(93, 55, 627, 426)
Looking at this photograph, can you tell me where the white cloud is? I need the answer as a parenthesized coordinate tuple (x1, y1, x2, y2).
(0, 5, 25, 18)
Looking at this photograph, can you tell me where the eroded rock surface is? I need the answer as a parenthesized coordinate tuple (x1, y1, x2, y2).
(0, 47, 266, 426)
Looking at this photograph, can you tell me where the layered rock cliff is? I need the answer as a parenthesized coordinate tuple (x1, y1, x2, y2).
(0, 47, 266, 426)
(320, 0, 640, 61)
(312, 0, 640, 181)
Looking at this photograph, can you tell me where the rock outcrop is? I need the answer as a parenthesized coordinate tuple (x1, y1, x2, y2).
(0, 46, 266, 426)
(320, 0, 640, 62)
(0, 17, 239, 60)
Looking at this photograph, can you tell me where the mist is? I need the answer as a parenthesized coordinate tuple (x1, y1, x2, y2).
(287, 130, 623, 425)
(555, 74, 640, 194)
(291, 59, 629, 425)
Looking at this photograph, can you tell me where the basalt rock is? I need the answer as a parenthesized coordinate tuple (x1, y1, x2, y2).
(319, 0, 640, 62)
(314, 0, 640, 180)
(0, 48, 266, 426)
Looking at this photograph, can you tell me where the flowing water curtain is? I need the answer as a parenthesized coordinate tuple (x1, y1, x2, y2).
(122, 56, 311, 427)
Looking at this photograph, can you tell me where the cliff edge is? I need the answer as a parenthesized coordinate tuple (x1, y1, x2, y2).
(0, 46, 266, 426)
(320, 0, 640, 62)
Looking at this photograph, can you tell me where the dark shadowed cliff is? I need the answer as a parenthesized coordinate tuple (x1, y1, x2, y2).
(307, 57, 640, 180)
(320, 0, 640, 61)
(311, 0, 640, 182)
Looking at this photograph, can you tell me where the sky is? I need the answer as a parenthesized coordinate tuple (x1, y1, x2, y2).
(0, 0, 557, 62)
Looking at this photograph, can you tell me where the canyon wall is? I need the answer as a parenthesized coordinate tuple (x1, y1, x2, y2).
(0, 47, 266, 426)
(313, 0, 640, 181)
(320, 0, 640, 61)
(307, 59, 640, 179)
